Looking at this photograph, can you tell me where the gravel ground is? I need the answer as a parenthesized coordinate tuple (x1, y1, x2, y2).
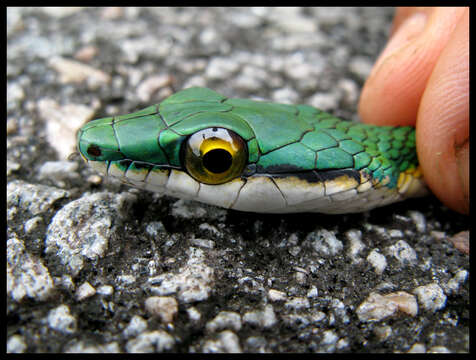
(7, 7, 469, 353)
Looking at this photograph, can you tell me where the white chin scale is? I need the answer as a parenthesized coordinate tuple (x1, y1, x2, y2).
(88, 161, 424, 214)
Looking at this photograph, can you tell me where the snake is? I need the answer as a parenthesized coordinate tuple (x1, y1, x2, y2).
(77, 87, 428, 214)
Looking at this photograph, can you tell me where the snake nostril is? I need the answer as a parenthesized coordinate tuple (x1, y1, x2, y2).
(87, 144, 102, 157)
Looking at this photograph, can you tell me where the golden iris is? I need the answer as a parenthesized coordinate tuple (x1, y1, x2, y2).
(183, 128, 247, 184)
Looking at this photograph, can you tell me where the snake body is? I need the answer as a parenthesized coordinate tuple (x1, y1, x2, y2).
(77, 87, 427, 214)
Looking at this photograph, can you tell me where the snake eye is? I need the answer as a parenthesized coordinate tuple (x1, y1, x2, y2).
(183, 127, 247, 185)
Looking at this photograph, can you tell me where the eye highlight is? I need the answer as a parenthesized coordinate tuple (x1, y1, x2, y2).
(183, 128, 247, 185)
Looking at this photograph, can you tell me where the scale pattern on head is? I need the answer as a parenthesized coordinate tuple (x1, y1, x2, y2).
(78, 87, 417, 187)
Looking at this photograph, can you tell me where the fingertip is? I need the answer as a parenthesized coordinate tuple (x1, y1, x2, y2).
(417, 9, 469, 214)
(359, 8, 465, 128)
(359, 11, 428, 126)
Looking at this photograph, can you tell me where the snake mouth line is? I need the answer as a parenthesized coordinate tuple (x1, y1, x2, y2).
(257, 168, 363, 185)
(87, 157, 364, 188)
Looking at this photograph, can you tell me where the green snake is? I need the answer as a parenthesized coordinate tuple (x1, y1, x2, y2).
(77, 87, 427, 214)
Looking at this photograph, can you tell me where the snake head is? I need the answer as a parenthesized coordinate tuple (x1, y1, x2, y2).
(77, 87, 425, 213)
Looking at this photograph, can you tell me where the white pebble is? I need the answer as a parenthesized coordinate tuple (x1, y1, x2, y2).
(144, 296, 178, 323)
(345, 229, 365, 262)
(268, 289, 287, 302)
(206, 311, 242, 333)
(407, 343, 426, 353)
(7, 335, 27, 353)
(123, 315, 148, 338)
(367, 249, 387, 275)
(187, 307, 202, 322)
(47, 304, 77, 334)
(413, 283, 446, 312)
(356, 291, 417, 322)
(96, 285, 114, 296)
(76, 281, 96, 301)
(386, 240, 417, 266)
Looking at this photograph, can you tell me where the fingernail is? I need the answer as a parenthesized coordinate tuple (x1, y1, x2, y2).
(370, 12, 428, 78)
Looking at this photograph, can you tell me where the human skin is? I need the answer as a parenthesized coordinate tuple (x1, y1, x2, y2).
(359, 7, 469, 214)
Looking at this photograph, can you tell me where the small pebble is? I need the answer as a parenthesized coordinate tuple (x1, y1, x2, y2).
(294, 271, 307, 285)
(96, 285, 114, 296)
(6, 160, 21, 176)
(6, 117, 18, 135)
(321, 329, 339, 346)
(448, 231, 469, 254)
(348, 56, 373, 81)
(206, 311, 242, 333)
(345, 229, 365, 262)
(388, 229, 404, 238)
(187, 307, 201, 322)
(243, 305, 277, 329)
(74, 45, 99, 62)
(23, 216, 43, 234)
(76, 281, 96, 301)
(87, 174, 103, 185)
(37, 160, 79, 181)
(66, 341, 121, 353)
(144, 296, 178, 323)
(268, 289, 287, 302)
(308, 229, 343, 257)
(245, 336, 268, 352)
(190, 238, 215, 249)
(413, 283, 447, 312)
(47, 304, 77, 334)
(367, 249, 387, 275)
(41, 7, 84, 18)
(444, 269, 468, 295)
(386, 240, 417, 266)
(430, 230, 446, 241)
(58, 274, 75, 291)
(148, 248, 214, 303)
(271, 87, 299, 104)
(408, 211, 426, 233)
(49, 56, 111, 86)
(145, 221, 166, 237)
(100, 7, 123, 20)
(307, 286, 318, 298)
(136, 74, 172, 102)
(336, 338, 349, 350)
(38, 98, 97, 159)
(205, 57, 240, 80)
(356, 291, 417, 322)
(284, 297, 310, 311)
(7, 236, 55, 302)
(123, 315, 148, 338)
(428, 346, 451, 353)
(203, 330, 242, 353)
(117, 275, 136, 285)
(308, 92, 339, 111)
(7, 335, 27, 353)
(407, 343, 426, 353)
(125, 330, 175, 353)
(373, 325, 392, 341)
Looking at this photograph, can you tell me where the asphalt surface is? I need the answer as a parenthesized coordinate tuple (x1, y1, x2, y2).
(7, 7, 469, 353)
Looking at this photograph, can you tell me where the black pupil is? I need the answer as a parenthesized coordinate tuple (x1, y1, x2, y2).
(87, 145, 102, 157)
(203, 149, 232, 174)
